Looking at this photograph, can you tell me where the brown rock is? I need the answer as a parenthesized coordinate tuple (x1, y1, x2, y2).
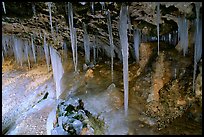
(139, 43, 153, 69)
(85, 69, 94, 79)
(80, 127, 94, 135)
(176, 99, 186, 106)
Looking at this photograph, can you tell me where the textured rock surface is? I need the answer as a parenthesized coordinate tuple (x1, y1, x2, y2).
(2, 2, 202, 60)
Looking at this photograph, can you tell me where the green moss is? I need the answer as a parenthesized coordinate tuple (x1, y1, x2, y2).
(56, 99, 105, 135)
(73, 114, 84, 121)
(85, 112, 105, 135)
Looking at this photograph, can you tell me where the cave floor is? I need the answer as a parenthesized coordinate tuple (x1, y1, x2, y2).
(2, 56, 202, 135)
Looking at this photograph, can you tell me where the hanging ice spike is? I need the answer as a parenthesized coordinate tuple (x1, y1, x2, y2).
(107, 10, 114, 82)
(119, 4, 129, 116)
(2, 2, 6, 14)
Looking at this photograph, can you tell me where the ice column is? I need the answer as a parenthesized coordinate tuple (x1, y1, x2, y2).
(68, 2, 77, 72)
(119, 4, 129, 115)
(44, 34, 50, 72)
(50, 46, 64, 99)
(133, 29, 140, 62)
(2, 2, 6, 14)
(31, 35, 37, 63)
(83, 23, 90, 64)
(107, 10, 114, 82)
(48, 2, 54, 35)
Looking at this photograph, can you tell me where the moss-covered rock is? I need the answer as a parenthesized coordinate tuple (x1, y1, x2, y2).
(52, 98, 105, 135)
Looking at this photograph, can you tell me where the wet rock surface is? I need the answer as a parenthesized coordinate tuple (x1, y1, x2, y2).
(52, 98, 104, 135)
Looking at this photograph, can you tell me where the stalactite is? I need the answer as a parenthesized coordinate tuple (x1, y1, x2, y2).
(193, 2, 202, 93)
(50, 46, 64, 99)
(107, 10, 114, 82)
(68, 2, 77, 72)
(74, 27, 78, 72)
(119, 4, 129, 115)
(91, 2, 94, 14)
(178, 16, 189, 56)
(2, 50, 4, 63)
(100, 2, 105, 11)
(96, 34, 99, 61)
(93, 36, 96, 64)
(31, 35, 37, 63)
(2, 36, 7, 57)
(44, 34, 50, 72)
(13, 37, 24, 66)
(32, 3, 36, 17)
(24, 42, 31, 69)
(2, 2, 6, 14)
(133, 29, 140, 62)
(83, 23, 90, 64)
(48, 2, 54, 36)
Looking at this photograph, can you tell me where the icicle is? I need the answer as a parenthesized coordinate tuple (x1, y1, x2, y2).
(91, 2, 94, 14)
(178, 16, 188, 56)
(48, 2, 54, 35)
(2, 2, 6, 14)
(119, 4, 129, 115)
(169, 33, 171, 44)
(25, 42, 31, 69)
(32, 3, 36, 17)
(193, 2, 202, 92)
(2, 50, 4, 63)
(196, 20, 202, 62)
(96, 34, 99, 61)
(172, 31, 177, 46)
(28, 41, 34, 62)
(12, 37, 18, 63)
(13, 37, 24, 66)
(7, 36, 14, 57)
(2, 36, 7, 56)
(44, 34, 50, 72)
(74, 27, 78, 72)
(93, 36, 96, 64)
(183, 18, 188, 56)
(83, 23, 90, 64)
(31, 35, 37, 63)
(195, 3, 202, 62)
(50, 46, 64, 99)
(178, 17, 181, 42)
(157, 2, 160, 55)
(68, 2, 77, 72)
(133, 29, 140, 62)
(107, 10, 114, 82)
(100, 2, 105, 11)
